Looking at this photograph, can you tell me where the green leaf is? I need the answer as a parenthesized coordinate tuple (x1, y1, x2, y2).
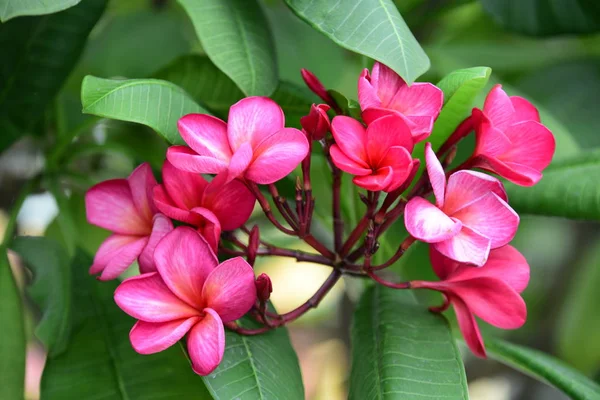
(284, 0, 430, 84)
(81, 76, 208, 145)
(328, 90, 362, 119)
(41, 250, 212, 399)
(485, 337, 600, 400)
(350, 285, 469, 400)
(202, 317, 305, 399)
(506, 149, 600, 220)
(11, 237, 71, 357)
(0, 0, 107, 154)
(0, 0, 80, 22)
(481, 0, 600, 37)
(177, 0, 278, 96)
(0, 249, 25, 400)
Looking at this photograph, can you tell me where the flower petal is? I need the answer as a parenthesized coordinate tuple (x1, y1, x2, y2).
(502, 121, 555, 171)
(357, 68, 381, 110)
(90, 234, 148, 281)
(444, 170, 507, 216)
(161, 160, 208, 210)
(228, 142, 254, 182)
(510, 96, 540, 123)
(425, 142, 446, 208)
(434, 225, 491, 267)
(187, 308, 225, 376)
(329, 144, 371, 175)
(429, 246, 461, 281)
(370, 62, 406, 108)
(153, 227, 218, 307)
(191, 207, 222, 253)
(331, 116, 368, 165)
(473, 156, 543, 187)
(167, 146, 229, 175)
(451, 295, 486, 358)
(130, 317, 199, 354)
(202, 179, 255, 231)
(86, 179, 150, 235)
(114, 272, 199, 322)
(378, 146, 413, 192)
(128, 163, 158, 221)
(227, 97, 285, 152)
(404, 197, 462, 242)
(202, 257, 257, 323)
(482, 84, 515, 130)
(387, 82, 443, 119)
(473, 108, 512, 158)
(153, 185, 202, 225)
(406, 115, 435, 143)
(138, 214, 174, 274)
(246, 128, 309, 184)
(366, 114, 414, 166)
(177, 113, 232, 162)
(352, 166, 394, 192)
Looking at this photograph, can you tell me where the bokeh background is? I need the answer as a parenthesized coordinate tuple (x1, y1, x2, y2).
(1, 0, 599, 399)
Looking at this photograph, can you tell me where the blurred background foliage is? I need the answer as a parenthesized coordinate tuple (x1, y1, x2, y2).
(1, 0, 599, 399)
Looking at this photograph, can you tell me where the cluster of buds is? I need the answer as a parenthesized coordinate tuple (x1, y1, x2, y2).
(86, 62, 555, 375)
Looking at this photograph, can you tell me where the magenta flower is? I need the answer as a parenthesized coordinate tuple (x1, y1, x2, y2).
(358, 62, 443, 142)
(413, 245, 529, 357)
(471, 84, 555, 186)
(85, 163, 173, 280)
(167, 97, 309, 184)
(404, 144, 519, 266)
(114, 227, 257, 376)
(329, 114, 416, 192)
(300, 103, 330, 141)
(153, 160, 255, 251)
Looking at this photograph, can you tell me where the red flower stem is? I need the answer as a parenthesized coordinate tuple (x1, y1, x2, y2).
(248, 182, 296, 235)
(257, 247, 334, 266)
(339, 191, 380, 258)
(332, 166, 343, 253)
(436, 115, 474, 157)
(367, 269, 411, 289)
(268, 183, 299, 230)
(367, 236, 416, 271)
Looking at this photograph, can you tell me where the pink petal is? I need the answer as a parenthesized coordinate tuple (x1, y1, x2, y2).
(114, 272, 199, 322)
(452, 192, 519, 249)
(167, 146, 229, 175)
(451, 296, 486, 358)
(404, 197, 462, 242)
(357, 68, 381, 111)
(202, 257, 257, 322)
(361, 107, 395, 125)
(429, 246, 461, 281)
(444, 170, 507, 216)
(161, 160, 208, 210)
(434, 225, 491, 267)
(331, 116, 368, 165)
(153, 227, 218, 308)
(378, 146, 413, 192)
(227, 142, 254, 182)
(138, 214, 174, 274)
(246, 128, 309, 184)
(90, 234, 148, 281)
(128, 163, 158, 221)
(153, 185, 203, 225)
(501, 121, 555, 171)
(227, 97, 285, 152)
(510, 96, 540, 123)
(191, 207, 222, 253)
(405, 115, 435, 143)
(86, 179, 150, 235)
(425, 142, 446, 208)
(329, 144, 371, 175)
(472, 156, 543, 187)
(202, 179, 255, 231)
(187, 308, 225, 376)
(130, 317, 199, 354)
(482, 84, 515, 130)
(473, 109, 512, 158)
(386, 82, 443, 119)
(370, 62, 406, 108)
(178, 114, 232, 162)
(365, 114, 414, 166)
(352, 166, 394, 192)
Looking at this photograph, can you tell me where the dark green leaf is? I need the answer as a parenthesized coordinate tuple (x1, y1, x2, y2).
(328, 90, 362, 119)
(0, 0, 107, 153)
(350, 285, 469, 400)
(41, 250, 213, 399)
(11, 237, 71, 357)
(481, 0, 600, 36)
(177, 0, 278, 96)
(485, 337, 600, 400)
(0, 248, 25, 400)
(0, 0, 80, 22)
(81, 76, 208, 145)
(506, 149, 600, 220)
(284, 0, 430, 84)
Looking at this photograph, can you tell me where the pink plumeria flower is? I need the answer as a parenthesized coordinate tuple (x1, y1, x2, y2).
(114, 227, 257, 376)
(329, 114, 416, 192)
(471, 84, 555, 186)
(300, 103, 330, 141)
(167, 97, 309, 185)
(86, 163, 173, 280)
(358, 62, 443, 142)
(404, 143, 519, 266)
(412, 246, 529, 358)
(153, 160, 255, 251)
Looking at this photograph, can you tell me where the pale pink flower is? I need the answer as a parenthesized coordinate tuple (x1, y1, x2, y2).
(329, 114, 416, 192)
(300, 103, 330, 141)
(404, 143, 519, 266)
(358, 62, 443, 142)
(471, 84, 555, 186)
(86, 163, 173, 280)
(153, 160, 255, 251)
(412, 246, 529, 358)
(167, 97, 309, 184)
(114, 227, 257, 376)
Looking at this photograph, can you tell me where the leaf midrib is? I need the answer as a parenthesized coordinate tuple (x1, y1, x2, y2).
(230, 3, 256, 95)
(378, 0, 409, 81)
(372, 286, 384, 399)
(241, 334, 265, 400)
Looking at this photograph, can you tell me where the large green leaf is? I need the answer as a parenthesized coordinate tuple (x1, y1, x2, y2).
(0, 248, 25, 400)
(81, 76, 208, 144)
(11, 236, 71, 357)
(485, 337, 600, 400)
(0, 0, 107, 153)
(349, 285, 469, 400)
(177, 0, 278, 96)
(0, 0, 80, 22)
(506, 149, 600, 220)
(284, 0, 430, 84)
(41, 250, 212, 399)
(481, 0, 600, 37)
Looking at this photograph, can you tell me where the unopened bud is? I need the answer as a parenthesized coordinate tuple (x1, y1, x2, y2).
(301, 69, 334, 105)
(300, 104, 331, 141)
(255, 273, 273, 302)
(247, 225, 260, 265)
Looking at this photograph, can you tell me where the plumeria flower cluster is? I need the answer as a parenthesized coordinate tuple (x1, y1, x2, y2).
(86, 61, 555, 375)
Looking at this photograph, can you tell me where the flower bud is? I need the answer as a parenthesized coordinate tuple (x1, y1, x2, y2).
(301, 104, 331, 141)
(247, 225, 260, 265)
(301, 69, 333, 105)
(255, 273, 273, 302)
